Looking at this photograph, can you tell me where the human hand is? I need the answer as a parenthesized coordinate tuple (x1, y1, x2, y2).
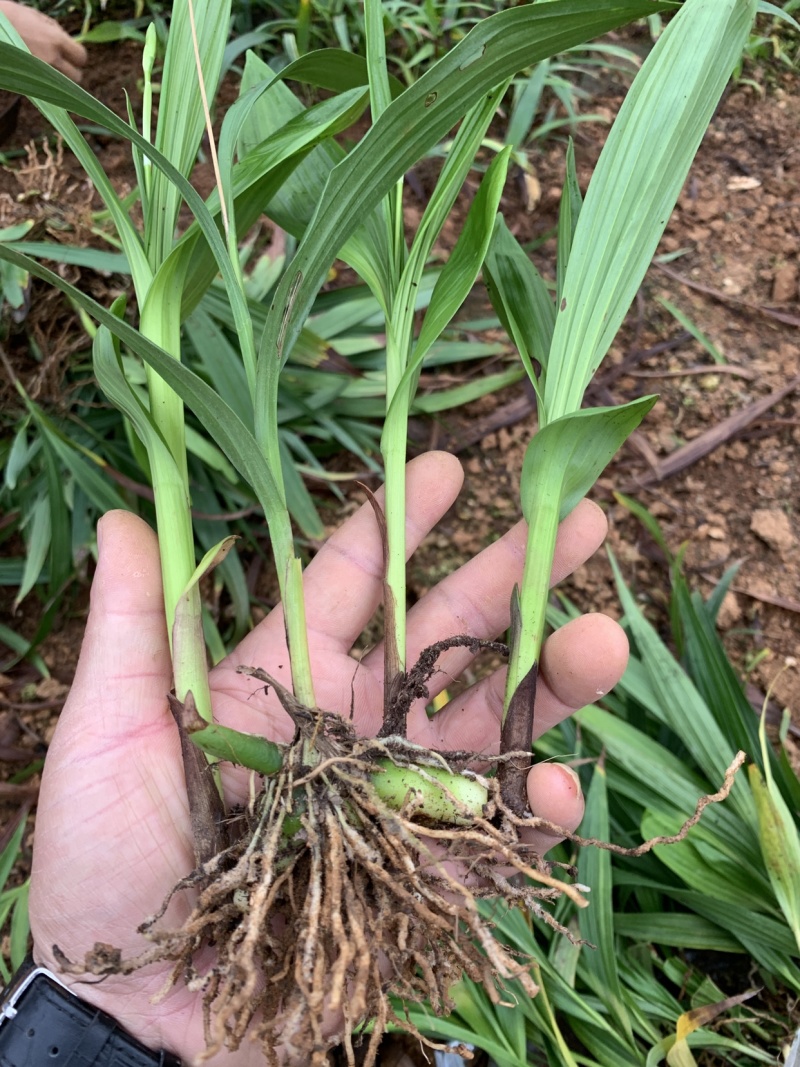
(29, 452, 628, 1062)
(0, 1, 87, 81)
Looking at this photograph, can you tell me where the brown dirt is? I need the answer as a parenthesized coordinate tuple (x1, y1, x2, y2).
(0, 22, 798, 1067)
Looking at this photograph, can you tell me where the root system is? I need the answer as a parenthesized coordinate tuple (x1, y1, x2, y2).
(55, 645, 745, 1066)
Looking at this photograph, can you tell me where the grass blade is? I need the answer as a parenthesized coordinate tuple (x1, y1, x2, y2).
(749, 714, 800, 952)
(147, 0, 232, 264)
(579, 760, 635, 1046)
(556, 138, 582, 306)
(543, 0, 757, 420)
(484, 214, 554, 390)
(521, 397, 657, 524)
(609, 549, 754, 819)
(9, 881, 29, 970)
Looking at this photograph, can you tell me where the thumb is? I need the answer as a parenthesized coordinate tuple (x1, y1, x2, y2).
(58, 509, 172, 748)
(31, 512, 192, 978)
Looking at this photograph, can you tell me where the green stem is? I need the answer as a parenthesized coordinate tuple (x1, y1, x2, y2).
(254, 348, 316, 709)
(380, 311, 416, 678)
(186, 715, 490, 827)
(503, 494, 560, 717)
(283, 556, 315, 708)
(365, 0, 410, 682)
(140, 296, 214, 725)
(499, 489, 560, 814)
(372, 759, 487, 824)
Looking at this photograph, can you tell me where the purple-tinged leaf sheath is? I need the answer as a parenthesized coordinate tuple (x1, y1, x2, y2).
(498, 662, 538, 818)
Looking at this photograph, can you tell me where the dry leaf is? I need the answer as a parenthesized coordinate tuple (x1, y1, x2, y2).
(523, 171, 541, 212)
(34, 677, 69, 701)
(726, 175, 761, 191)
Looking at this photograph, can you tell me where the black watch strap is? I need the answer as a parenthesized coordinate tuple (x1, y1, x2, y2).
(0, 959, 181, 1066)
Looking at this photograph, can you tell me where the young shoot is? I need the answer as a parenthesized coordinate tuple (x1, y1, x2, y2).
(485, 0, 758, 814)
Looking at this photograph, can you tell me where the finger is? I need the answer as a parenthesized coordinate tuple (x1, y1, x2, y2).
(366, 497, 608, 685)
(523, 762, 585, 856)
(420, 613, 628, 753)
(60, 35, 88, 67)
(54, 57, 84, 82)
(229, 452, 464, 667)
(55, 510, 174, 749)
(32, 512, 189, 949)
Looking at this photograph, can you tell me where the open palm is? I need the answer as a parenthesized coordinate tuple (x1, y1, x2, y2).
(30, 452, 627, 1063)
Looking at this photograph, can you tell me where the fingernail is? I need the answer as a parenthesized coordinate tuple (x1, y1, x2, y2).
(556, 763, 581, 795)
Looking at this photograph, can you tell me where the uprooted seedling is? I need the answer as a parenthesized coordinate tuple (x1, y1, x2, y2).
(56, 641, 746, 1066)
(6, 0, 758, 1060)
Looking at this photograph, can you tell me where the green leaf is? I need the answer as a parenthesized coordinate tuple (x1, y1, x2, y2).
(411, 367, 524, 413)
(184, 426, 238, 483)
(543, 0, 757, 421)
(415, 147, 512, 365)
(670, 569, 798, 806)
(484, 213, 555, 391)
(78, 20, 146, 43)
(9, 881, 29, 970)
(402, 998, 531, 1067)
(757, 1, 800, 31)
(178, 536, 237, 604)
(0, 814, 27, 894)
(6, 242, 129, 273)
(609, 549, 756, 821)
(4, 420, 34, 491)
(668, 892, 800, 990)
(191, 478, 251, 644)
(14, 495, 50, 609)
(23, 404, 128, 515)
(749, 738, 800, 952)
(702, 563, 740, 626)
(279, 48, 405, 98)
(641, 807, 783, 921)
(0, 221, 34, 242)
(506, 60, 550, 152)
(0, 622, 49, 677)
(656, 297, 725, 365)
(0, 24, 151, 296)
(614, 491, 672, 560)
(257, 0, 675, 417)
(386, 143, 513, 428)
(214, 74, 370, 394)
(147, 0, 232, 264)
(556, 138, 582, 306)
(613, 912, 742, 953)
(578, 761, 635, 1046)
(184, 307, 252, 426)
(574, 705, 745, 847)
(238, 52, 392, 310)
(520, 396, 657, 524)
(182, 84, 370, 325)
(278, 436, 324, 540)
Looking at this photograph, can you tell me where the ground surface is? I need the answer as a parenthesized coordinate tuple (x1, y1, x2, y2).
(0, 18, 798, 1066)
